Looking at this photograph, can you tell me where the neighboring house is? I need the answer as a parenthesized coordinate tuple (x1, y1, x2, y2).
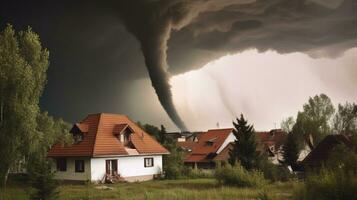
(47, 113, 169, 183)
(301, 134, 354, 169)
(255, 129, 287, 164)
(165, 131, 204, 142)
(184, 128, 236, 169)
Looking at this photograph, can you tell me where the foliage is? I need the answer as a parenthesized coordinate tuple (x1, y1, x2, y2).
(293, 168, 357, 200)
(0, 24, 49, 186)
(229, 114, 259, 170)
(34, 112, 72, 155)
(293, 144, 357, 200)
(281, 117, 295, 133)
(257, 156, 292, 182)
(292, 94, 335, 150)
(182, 167, 214, 179)
(215, 163, 266, 188)
(137, 122, 162, 142)
(333, 102, 357, 135)
(27, 156, 59, 200)
(281, 132, 300, 169)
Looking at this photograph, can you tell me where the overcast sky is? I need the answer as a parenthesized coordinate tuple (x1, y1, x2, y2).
(1, 0, 357, 131)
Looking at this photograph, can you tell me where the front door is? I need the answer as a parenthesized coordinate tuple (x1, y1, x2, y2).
(105, 160, 118, 175)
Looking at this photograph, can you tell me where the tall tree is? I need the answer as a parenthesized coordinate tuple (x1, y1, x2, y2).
(0, 24, 49, 187)
(229, 114, 259, 170)
(293, 94, 335, 150)
(333, 102, 357, 135)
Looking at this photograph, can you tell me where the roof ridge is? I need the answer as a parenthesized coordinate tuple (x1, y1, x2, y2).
(207, 128, 234, 131)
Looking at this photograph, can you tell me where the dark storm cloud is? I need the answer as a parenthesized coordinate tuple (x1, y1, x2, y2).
(167, 0, 357, 72)
(1, 0, 357, 130)
(115, 0, 357, 130)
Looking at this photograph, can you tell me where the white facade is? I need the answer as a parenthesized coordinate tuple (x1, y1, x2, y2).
(91, 155, 162, 182)
(54, 155, 163, 182)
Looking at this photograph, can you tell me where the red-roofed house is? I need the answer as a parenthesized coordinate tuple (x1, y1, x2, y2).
(48, 113, 169, 183)
(255, 129, 287, 164)
(184, 128, 236, 168)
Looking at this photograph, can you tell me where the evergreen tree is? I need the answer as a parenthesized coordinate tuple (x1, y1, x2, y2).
(229, 114, 259, 170)
(281, 132, 300, 169)
(28, 156, 59, 200)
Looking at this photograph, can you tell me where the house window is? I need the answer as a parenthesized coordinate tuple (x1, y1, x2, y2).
(144, 158, 154, 167)
(105, 160, 118, 175)
(75, 160, 85, 173)
(56, 158, 67, 171)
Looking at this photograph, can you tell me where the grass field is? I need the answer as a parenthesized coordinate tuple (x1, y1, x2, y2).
(1, 178, 298, 200)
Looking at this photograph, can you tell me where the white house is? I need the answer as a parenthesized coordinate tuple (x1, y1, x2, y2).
(48, 113, 169, 183)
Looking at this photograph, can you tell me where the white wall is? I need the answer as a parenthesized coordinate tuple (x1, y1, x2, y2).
(90, 155, 162, 182)
(53, 157, 91, 181)
(216, 132, 236, 154)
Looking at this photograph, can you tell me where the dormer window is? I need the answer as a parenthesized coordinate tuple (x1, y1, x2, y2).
(70, 123, 89, 144)
(205, 137, 217, 146)
(205, 141, 214, 146)
(113, 124, 135, 148)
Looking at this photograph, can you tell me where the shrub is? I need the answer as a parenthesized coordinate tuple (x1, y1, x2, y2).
(258, 159, 292, 182)
(215, 164, 266, 188)
(182, 167, 214, 179)
(293, 168, 357, 200)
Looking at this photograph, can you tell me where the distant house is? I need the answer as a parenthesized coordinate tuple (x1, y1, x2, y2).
(301, 134, 354, 169)
(183, 128, 236, 169)
(179, 128, 288, 168)
(255, 129, 287, 164)
(165, 131, 204, 142)
(47, 113, 169, 183)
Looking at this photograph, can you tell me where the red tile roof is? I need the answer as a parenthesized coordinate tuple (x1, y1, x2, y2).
(185, 128, 233, 163)
(48, 113, 169, 157)
(255, 129, 287, 151)
(177, 141, 197, 150)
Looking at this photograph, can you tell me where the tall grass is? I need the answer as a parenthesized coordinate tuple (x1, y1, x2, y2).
(215, 164, 267, 188)
(293, 168, 357, 200)
(1, 178, 295, 200)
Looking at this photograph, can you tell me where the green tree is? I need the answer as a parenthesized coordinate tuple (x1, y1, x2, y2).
(333, 102, 357, 135)
(293, 94, 335, 150)
(281, 132, 300, 169)
(138, 122, 162, 142)
(281, 116, 295, 133)
(229, 114, 259, 170)
(0, 24, 49, 187)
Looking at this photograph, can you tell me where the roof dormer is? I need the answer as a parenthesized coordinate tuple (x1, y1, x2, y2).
(113, 124, 134, 148)
(70, 123, 89, 143)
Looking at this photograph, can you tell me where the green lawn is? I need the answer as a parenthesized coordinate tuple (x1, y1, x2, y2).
(1, 178, 298, 200)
